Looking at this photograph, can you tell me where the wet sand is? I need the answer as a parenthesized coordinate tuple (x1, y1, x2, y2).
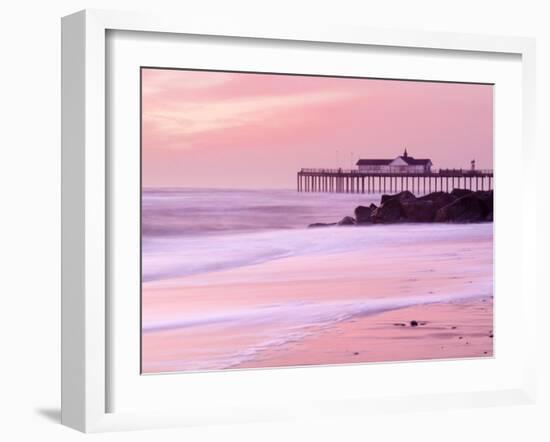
(236, 296, 494, 369)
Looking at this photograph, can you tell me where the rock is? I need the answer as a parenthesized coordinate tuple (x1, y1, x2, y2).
(380, 190, 416, 204)
(307, 190, 492, 229)
(475, 190, 494, 220)
(373, 191, 427, 223)
(410, 320, 419, 327)
(400, 199, 437, 222)
(337, 216, 356, 226)
(371, 197, 407, 223)
(450, 188, 473, 198)
(476, 190, 493, 207)
(354, 205, 373, 224)
(418, 191, 457, 210)
(435, 192, 491, 222)
(308, 222, 337, 228)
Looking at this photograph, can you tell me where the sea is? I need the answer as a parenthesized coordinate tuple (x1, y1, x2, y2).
(141, 188, 493, 372)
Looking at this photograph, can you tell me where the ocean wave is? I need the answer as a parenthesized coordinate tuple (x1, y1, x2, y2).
(142, 223, 492, 283)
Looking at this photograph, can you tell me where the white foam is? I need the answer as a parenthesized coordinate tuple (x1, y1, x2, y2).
(143, 223, 493, 284)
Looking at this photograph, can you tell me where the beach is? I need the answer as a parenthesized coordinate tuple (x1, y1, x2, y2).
(141, 188, 493, 374)
(236, 296, 493, 369)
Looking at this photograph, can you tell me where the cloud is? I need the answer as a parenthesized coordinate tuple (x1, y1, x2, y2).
(143, 89, 360, 148)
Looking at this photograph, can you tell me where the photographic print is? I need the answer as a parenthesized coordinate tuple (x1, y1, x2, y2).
(141, 68, 493, 374)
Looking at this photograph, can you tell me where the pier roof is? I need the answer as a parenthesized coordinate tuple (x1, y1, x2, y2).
(400, 156, 432, 165)
(356, 159, 392, 165)
(356, 156, 432, 166)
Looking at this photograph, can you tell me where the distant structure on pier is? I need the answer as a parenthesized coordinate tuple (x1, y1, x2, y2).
(356, 149, 432, 174)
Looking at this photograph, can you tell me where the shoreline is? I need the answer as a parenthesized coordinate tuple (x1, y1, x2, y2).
(234, 296, 494, 370)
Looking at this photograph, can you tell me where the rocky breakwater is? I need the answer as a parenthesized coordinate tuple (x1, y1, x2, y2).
(308, 189, 493, 227)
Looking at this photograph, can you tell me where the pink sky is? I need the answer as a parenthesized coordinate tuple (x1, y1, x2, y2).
(142, 68, 493, 189)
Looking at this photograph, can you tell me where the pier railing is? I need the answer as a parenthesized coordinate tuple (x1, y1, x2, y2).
(299, 168, 493, 176)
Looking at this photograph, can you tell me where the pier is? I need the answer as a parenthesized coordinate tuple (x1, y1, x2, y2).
(297, 168, 493, 194)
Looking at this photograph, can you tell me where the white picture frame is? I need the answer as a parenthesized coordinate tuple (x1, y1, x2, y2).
(61, 9, 538, 433)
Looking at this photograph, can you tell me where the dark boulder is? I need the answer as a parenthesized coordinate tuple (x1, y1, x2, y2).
(371, 197, 406, 223)
(380, 191, 416, 204)
(435, 192, 491, 222)
(418, 191, 457, 210)
(477, 190, 493, 221)
(337, 216, 356, 226)
(401, 199, 437, 222)
(450, 188, 473, 199)
(475, 190, 493, 212)
(354, 205, 373, 224)
(308, 222, 337, 228)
